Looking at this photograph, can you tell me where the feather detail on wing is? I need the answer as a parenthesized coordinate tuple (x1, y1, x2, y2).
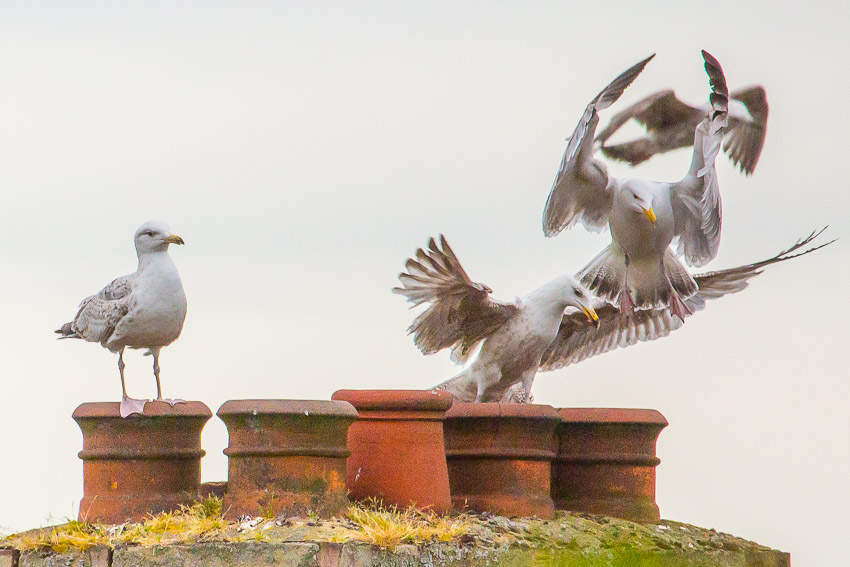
(393, 235, 519, 364)
(65, 295, 132, 346)
(670, 50, 729, 267)
(539, 300, 683, 371)
(543, 55, 655, 237)
(723, 86, 768, 175)
(55, 274, 135, 344)
(539, 229, 832, 371)
(96, 275, 134, 301)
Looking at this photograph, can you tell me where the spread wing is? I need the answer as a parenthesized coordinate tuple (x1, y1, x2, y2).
(596, 90, 701, 141)
(723, 86, 768, 175)
(542, 54, 655, 236)
(596, 90, 704, 165)
(670, 50, 729, 267)
(539, 229, 832, 371)
(393, 235, 519, 364)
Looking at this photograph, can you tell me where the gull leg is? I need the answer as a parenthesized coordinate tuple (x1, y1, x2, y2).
(669, 291, 693, 324)
(474, 379, 486, 403)
(619, 253, 635, 318)
(519, 369, 536, 404)
(118, 348, 147, 418)
(151, 348, 185, 407)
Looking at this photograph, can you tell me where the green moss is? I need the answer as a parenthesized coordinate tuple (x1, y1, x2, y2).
(2, 502, 788, 567)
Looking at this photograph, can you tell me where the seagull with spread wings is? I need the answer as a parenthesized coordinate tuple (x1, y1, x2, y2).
(543, 51, 729, 321)
(595, 84, 768, 175)
(57, 221, 188, 418)
(434, 230, 832, 402)
(393, 235, 599, 403)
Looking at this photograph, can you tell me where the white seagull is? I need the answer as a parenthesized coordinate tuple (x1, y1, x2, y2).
(595, 84, 768, 175)
(543, 51, 729, 321)
(393, 235, 599, 403)
(57, 221, 188, 417)
(438, 230, 832, 402)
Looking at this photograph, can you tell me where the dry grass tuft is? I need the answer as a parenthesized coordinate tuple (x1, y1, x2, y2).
(345, 500, 472, 550)
(3, 497, 229, 552)
(112, 497, 229, 547)
(2, 497, 473, 553)
(8, 520, 109, 553)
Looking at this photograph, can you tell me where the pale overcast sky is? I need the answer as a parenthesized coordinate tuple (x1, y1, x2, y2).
(0, 2, 847, 566)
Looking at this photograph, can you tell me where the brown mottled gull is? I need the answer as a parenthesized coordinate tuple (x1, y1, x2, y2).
(392, 235, 599, 403)
(596, 84, 768, 175)
(56, 221, 187, 417)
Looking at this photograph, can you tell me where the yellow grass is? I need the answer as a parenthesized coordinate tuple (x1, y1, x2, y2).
(2, 497, 473, 553)
(345, 500, 472, 550)
(4, 497, 229, 552)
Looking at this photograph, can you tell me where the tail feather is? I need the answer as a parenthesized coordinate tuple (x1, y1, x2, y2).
(55, 322, 79, 339)
(431, 369, 477, 402)
(577, 245, 627, 304)
(579, 245, 698, 309)
(664, 250, 699, 298)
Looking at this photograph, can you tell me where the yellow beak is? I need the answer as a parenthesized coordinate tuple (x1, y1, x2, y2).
(643, 207, 657, 224)
(163, 234, 185, 245)
(582, 305, 600, 329)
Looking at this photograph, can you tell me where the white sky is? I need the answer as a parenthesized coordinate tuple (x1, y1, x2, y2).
(0, 2, 847, 565)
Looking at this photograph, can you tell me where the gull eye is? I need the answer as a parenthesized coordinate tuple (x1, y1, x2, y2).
(574, 288, 582, 297)
(632, 193, 639, 200)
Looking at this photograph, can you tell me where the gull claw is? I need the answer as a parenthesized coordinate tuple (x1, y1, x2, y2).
(155, 398, 187, 407)
(120, 397, 148, 418)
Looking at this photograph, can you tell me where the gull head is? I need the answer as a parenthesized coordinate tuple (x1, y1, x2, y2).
(134, 220, 185, 255)
(542, 274, 600, 328)
(617, 180, 657, 225)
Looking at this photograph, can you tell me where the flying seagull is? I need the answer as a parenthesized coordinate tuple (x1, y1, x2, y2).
(438, 229, 832, 402)
(543, 51, 729, 321)
(393, 235, 600, 403)
(595, 85, 768, 175)
(57, 221, 188, 418)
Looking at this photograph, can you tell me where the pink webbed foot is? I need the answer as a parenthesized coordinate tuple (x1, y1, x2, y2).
(669, 293, 694, 323)
(120, 396, 148, 418)
(155, 398, 187, 407)
(618, 290, 636, 319)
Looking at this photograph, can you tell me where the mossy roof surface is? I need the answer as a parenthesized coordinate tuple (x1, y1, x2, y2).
(2, 501, 779, 557)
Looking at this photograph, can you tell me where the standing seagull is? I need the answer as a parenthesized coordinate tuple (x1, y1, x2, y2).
(393, 235, 599, 403)
(57, 221, 187, 418)
(543, 51, 729, 321)
(595, 85, 768, 175)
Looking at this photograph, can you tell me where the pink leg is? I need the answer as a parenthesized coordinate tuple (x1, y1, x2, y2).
(669, 292, 693, 323)
(619, 255, 635, 318)
(619, 290, 635, 318)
